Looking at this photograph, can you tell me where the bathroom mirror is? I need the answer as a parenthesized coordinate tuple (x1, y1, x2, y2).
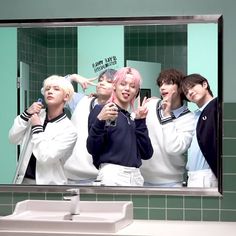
(0, 15, 223, 196)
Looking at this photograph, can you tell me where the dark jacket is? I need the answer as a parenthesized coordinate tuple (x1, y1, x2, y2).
(196, 97, 218, 177)
(86, 104, 153, 169)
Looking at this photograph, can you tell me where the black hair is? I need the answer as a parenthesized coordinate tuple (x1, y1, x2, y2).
(181, 73, 213, 97)
(98, 68, 117, 81)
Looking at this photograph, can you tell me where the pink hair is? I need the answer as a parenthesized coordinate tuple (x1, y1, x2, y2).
(108, 67, 142, 110)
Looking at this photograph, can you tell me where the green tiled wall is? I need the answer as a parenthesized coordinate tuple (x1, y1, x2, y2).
(125, 25, 187, 73)
(18, 28, 48, 105)
(18, 27, 77, 105)
(0, 102, 236, 221)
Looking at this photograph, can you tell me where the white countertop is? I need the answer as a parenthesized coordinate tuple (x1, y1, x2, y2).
(116, 220, 236, 236)
(0, 220, 235, 236)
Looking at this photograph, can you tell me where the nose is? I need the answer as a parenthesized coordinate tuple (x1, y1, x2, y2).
(48, 88, 53, 94)
(160, 83, 166, 89)
(124, 84, 130, 90)
(159, 84, 166, 92)
(187, 89, 194, 97)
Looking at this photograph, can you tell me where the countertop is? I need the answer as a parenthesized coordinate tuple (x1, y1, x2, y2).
(0, 220, 236, 236)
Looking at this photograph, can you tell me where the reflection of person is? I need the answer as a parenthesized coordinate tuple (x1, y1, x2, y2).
(9, 75, 77, 185)
(64, 69, 117, 184)
(140, 69, 195, 187)
(86, 67, 153, 186)
(181, 73, 218, 187)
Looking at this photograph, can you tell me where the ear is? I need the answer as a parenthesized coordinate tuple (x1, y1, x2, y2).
(202, 81, 208, 89)
(63, 93, 70, 103)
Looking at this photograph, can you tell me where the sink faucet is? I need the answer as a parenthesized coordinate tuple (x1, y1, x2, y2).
(64, 188, 80, 216)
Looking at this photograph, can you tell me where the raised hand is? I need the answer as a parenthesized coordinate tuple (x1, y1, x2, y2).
(26, 101, 43, 115)
(70, 74, 97, 91)
(135, 96, 148, 119)
(161, 89, 176, 117)
(97, 102, 118, 121)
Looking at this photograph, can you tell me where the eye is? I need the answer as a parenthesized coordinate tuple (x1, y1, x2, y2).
(54, 86, 60, 91)
(130, 83, 136, 88)
(106, 79, 113, 83)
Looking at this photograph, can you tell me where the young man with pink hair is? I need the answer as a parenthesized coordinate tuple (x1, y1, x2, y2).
(86, 67, 153, 186)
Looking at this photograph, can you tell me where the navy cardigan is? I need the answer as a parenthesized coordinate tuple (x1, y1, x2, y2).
(196, 97, 218, 178)
(86, 104, 153, 169)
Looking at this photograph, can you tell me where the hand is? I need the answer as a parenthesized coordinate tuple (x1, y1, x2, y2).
(97, 102, 118, 121)
(70, 74, 97, 91)
(26, 102, 43, 115)
(30, 113, 42, 126)
(161, 89, 176, 117)
(135, 96, 148, 119)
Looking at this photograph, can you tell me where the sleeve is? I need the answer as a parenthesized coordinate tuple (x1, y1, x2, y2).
(31, 121, 77, 164)
(197, 98, 218, 177)
(86, 105, 107, 156)
(8, 110, 32, 144)
(135, 118, 153, 160)
(66, 92, 85, 113)
(162, 113, 195, 155)
(64, 73, 85, 113)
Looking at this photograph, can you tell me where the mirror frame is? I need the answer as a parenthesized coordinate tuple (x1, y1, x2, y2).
(0, 15, 223, 196)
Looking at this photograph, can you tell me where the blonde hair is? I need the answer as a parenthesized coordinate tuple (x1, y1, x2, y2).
(109, 67, 142, 110)
(41, 75, 74, 101)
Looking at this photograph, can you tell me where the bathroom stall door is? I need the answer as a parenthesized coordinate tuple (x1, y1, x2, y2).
(19, 61, 30, 113)
(126, 60, 161, 98)
(0, 28, 18, 183)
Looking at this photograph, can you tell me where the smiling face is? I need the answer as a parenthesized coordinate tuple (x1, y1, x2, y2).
(181, 74, 214, 108)
(113, 74, 139, 109)
(159, 81, 181, 102)
(184, 82, 210, 107)
(108, 67, 141, 110)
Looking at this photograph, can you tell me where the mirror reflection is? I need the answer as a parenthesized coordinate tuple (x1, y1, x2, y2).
(0, 16, 222, 195)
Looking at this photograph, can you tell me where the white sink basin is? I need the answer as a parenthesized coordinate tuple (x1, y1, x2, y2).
(0, 200, 133, 234)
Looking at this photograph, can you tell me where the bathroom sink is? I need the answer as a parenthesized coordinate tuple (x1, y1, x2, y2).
(0, 200, 133, 234)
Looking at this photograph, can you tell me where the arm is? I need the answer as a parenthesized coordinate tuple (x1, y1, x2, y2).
(162, 112, 195, 155)
(86, 105, 107, 156)
(9, 101, 43, 144)
(135, 119, 153, 160)
(31, 121, 77, 165)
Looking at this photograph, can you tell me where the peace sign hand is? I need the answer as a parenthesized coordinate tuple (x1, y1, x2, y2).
(70, 74, 97, 91)
(135, 96, 149, 119)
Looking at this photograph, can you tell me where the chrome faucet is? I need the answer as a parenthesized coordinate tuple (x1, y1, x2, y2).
(64, 188, 80, 216)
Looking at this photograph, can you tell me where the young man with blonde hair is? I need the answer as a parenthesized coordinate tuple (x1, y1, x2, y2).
(9, 75, 77, 185)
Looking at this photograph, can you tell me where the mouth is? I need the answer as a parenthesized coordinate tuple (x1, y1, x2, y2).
(97, 86, 107, 91)
(46, 96, 54, 100)
(122, 93, 130, 99)
(161, 92, 168, 97)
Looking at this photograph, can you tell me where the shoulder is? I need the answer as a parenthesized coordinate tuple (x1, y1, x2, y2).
(91, 104, 103, 113)
(202, 97, 218, 114)
(146, 97, 161, 108)
(62, 117, 77, 134)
